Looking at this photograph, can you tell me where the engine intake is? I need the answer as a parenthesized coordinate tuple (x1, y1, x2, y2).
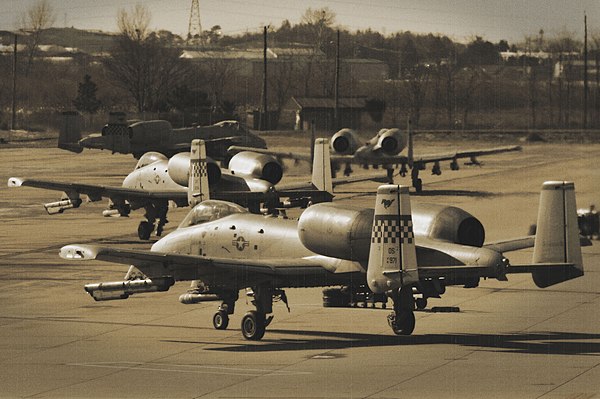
(331, 128, 360, 155)
(373, 128, 407, 155)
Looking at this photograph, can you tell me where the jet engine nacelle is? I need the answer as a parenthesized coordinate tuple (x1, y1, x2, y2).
(298, 203, 374, 261)
(167, 152, 222, 186)
(331, 128, 360, 155)
(228, 151, 283, 185)
(411, 203, 485, 247)
(298, 202, 485, 261)
(372, 128, 407, 155)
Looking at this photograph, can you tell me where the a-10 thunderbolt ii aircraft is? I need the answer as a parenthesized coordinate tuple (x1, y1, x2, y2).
(229, 120, 521, 192)
(58, 111, 267, 161)
(59, 143, 584, 340)
(9, 139, 348, 240)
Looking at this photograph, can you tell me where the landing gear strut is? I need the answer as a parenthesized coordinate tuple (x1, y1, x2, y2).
(137, 202, 169, 240)
(387, 286, 416, 335)
(411, 166, 422, 193)
(240, 285, 280, 340)
(212, 292, 237, 330)
(386, 168, 394, 184)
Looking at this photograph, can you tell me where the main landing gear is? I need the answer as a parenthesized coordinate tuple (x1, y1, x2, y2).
(411, 166, 423, 193)
(210, 286, 287, 341)
(387, 286, 416, 335)
(137, 202, 169, 240)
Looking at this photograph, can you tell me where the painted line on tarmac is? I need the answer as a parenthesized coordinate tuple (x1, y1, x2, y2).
(67, 361, 312, 376)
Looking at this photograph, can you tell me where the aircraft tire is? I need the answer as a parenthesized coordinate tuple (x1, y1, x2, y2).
(413, 179, 423, 193)
(241, 311, 266, 340)
(415, 298, 427, 310)
(389, 311, 415, 335)
(138, 221, 153, 240)
(213, 311, 229, 330)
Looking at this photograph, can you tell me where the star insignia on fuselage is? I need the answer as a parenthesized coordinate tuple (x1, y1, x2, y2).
(232, 236, 250, 251)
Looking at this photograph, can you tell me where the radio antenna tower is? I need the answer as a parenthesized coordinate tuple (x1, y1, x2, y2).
(187, 0, 203, 42)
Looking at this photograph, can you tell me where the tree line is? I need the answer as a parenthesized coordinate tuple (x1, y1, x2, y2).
(1, 1, 599, 131)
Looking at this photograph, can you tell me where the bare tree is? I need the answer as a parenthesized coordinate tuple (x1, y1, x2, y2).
(268, 60, 297, 112)
(301, 7, 336, 51)
(117, 4, 151, 41)
(592, 32, 600, 127)
(400, 64, 431, 129)
(199, 58, 240, 121)
(456, 67, 487, 129)
(105, 5, 189, 113)
(546, 30, 582, 127)
(20, 0, 55, 76)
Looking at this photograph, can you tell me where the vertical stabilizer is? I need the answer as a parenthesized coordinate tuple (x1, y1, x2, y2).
(58, 111, 83, 153)
(532, 181, 583, 287)
(311, 137, 333, 193)
(188, 139, 210, 206)
(367, 184, 419, 294)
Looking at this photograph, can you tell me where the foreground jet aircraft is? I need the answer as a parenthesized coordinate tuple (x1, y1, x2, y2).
(60, 178, 583, 340)
(9, 139, 342, 240)
(229, 121, 521, 192)
(59, 111, 266, 160)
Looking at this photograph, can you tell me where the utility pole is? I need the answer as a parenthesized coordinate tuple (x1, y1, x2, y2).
(259, 26, 268, 130)
(333, 29, 340, 130)
(11, 34, 17, 131)
(583, 12, 588, 129)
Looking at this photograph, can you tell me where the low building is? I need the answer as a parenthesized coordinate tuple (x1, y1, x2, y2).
(280, 96, 367, 131)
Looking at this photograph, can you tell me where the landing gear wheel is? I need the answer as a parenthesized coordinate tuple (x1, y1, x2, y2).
(413, 178, 423, 193)
(213, 311, 229, 330)
(415, 297, 427, 310)
(388, 311, 415, 335)
(241, 311, 266, 340)
(137, 221, 154, 240)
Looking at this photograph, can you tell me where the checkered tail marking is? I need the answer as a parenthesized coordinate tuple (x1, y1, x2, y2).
(371, 215, 413, 244)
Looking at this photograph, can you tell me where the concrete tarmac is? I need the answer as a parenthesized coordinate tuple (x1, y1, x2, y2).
(0, 141, 599, 398)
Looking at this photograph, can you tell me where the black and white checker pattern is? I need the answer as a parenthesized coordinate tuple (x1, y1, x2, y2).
(190, 159, 206, 179)
(371, 215, 413, 244)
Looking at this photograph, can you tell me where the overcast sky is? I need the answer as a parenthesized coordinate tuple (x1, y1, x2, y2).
(2, 0, 598, 43)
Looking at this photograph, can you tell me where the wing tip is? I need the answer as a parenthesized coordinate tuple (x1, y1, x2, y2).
(60, 244, 99, 260)
(7, 177, 24, 187)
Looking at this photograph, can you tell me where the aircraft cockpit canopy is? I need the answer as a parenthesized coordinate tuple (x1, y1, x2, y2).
(134, 152, 167, 169)
(179, 200, 247, 228)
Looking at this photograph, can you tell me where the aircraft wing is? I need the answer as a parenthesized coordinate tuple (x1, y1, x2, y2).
(228, 146, 313, 162)
(412, 145, 522, 164)
(276, 172, 389, 192)
(8, 177, 188, 203)
(60, 244, 333, 285)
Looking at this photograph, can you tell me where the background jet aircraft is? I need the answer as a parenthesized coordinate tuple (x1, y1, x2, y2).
(60, 179, 583, 340)
(59, 111, 266, 161)
(229, 121, 521, 192)
(9, 139, 376, 240)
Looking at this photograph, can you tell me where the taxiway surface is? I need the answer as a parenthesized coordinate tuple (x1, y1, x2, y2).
(0, 139, 599, 398)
